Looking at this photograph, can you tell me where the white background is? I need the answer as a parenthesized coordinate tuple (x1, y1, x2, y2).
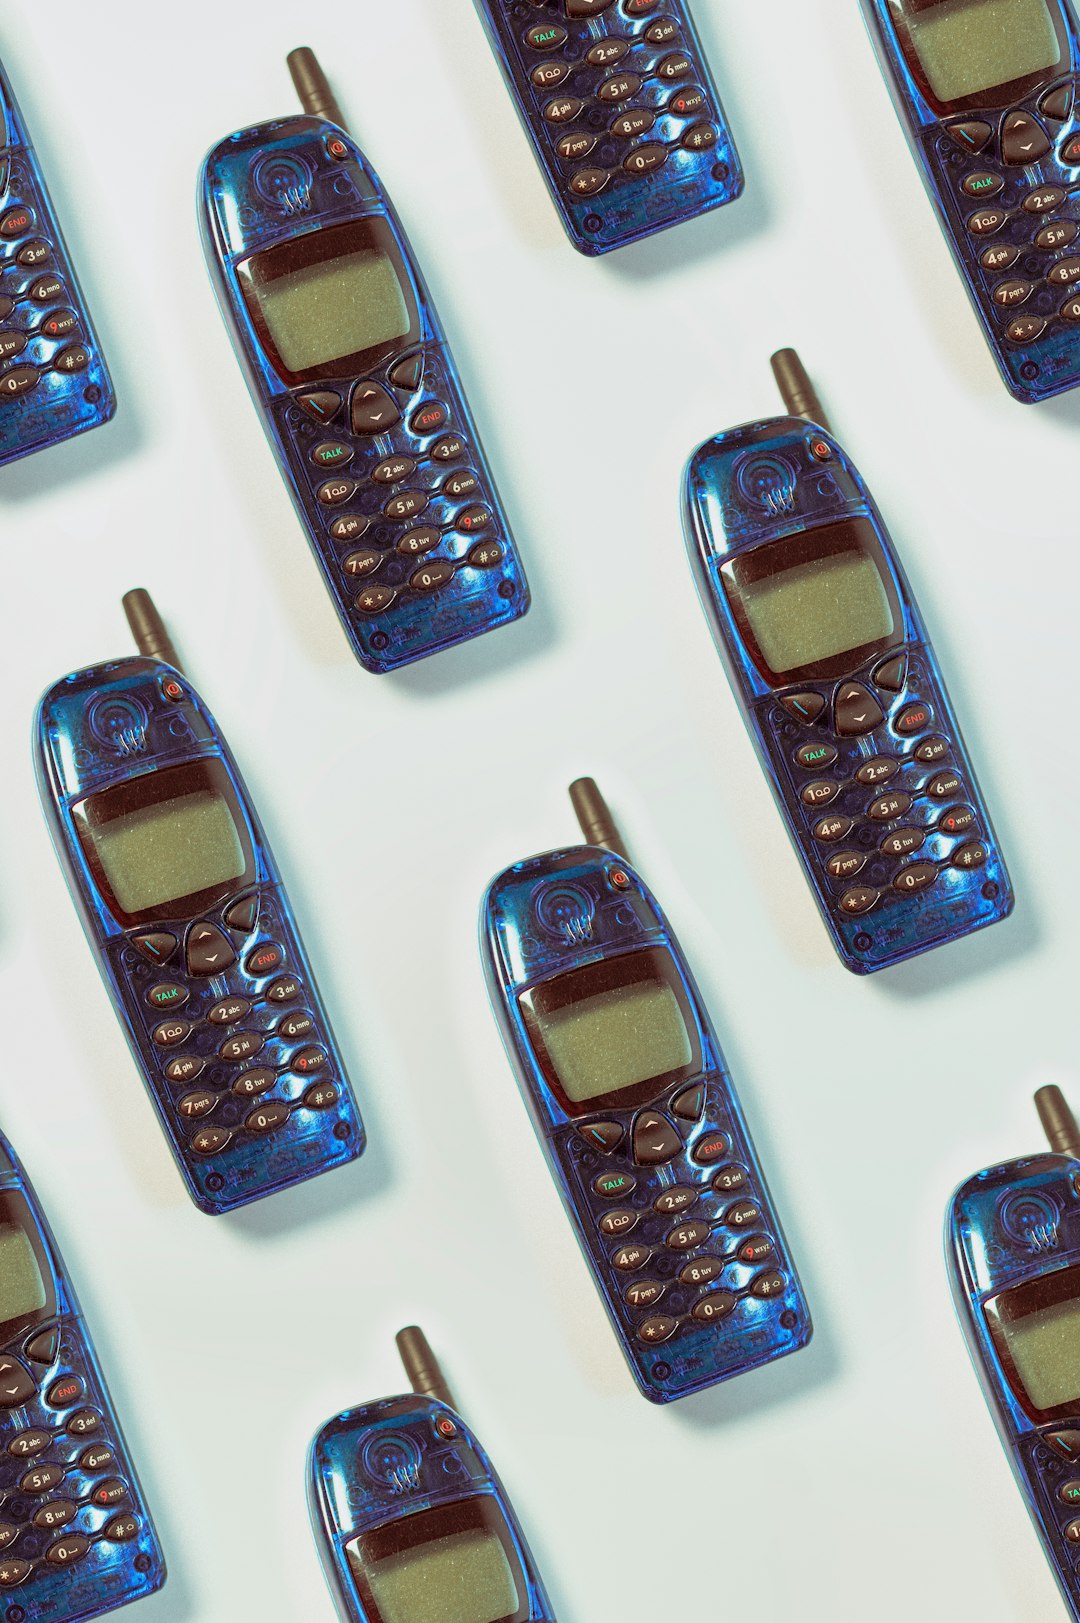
(0, 0, 1077, 1619)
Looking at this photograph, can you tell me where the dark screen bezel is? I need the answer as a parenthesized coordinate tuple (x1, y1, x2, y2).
(984, 1262, 1080, 1422)
(0, 1191, 56, 1345)
(236, 216, 421, 386)
(885, 0, 1069, 116)
(720, 515, 904, 688)
(518, 945, 703, 1119)
(344, 1495, 530, 1623)
(72, 758, 256, 929)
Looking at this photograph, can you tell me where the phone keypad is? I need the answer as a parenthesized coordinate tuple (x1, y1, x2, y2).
(577, 1084, 790, 1348)
(0, 182, 92, 401)
(781, 654, 990, 921)
(128, 890, 342, 1163)
(521, 5, 722, 204)
(291, 354, 515, 624)
(0, 1331, 146, 1588)
(948, 83, 1080, 347)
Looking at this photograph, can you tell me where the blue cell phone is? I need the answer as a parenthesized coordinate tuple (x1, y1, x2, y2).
(34, 591, 366, 1216)
(0, 1129, 164, 1618)
(947, 1086, 1080, 1622)
(309, 1328, 555, 1623)
(0, 54, 114, 464)
(470, 0, 743, 255)
(682, 350, 1013, 975)
(198, 48, 530, 673)
(480, 779, 811, 1405)
(861, 0, 1080, 402)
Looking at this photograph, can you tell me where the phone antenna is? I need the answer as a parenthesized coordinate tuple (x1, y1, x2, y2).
(1036, 1086, 1080, 1160)
(396, 1327, 457, 1411)
(569, 778, 630, 861)
(771, 349, 833, 433)
(122, 589, 184, 674)
(288, 47, 349, 133)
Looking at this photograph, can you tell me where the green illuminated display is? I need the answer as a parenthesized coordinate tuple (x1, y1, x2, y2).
(87, 790, 247, 915)
(738, 551, 894, 680)
(254, 249, 411, 373)
(349, 1527, 519, 1623)
(529, 981, 693, 1105)
(0, 1224, 46, 1333)
(899, 0, 1059, 102)
(1000, 1294, 1080, 1411)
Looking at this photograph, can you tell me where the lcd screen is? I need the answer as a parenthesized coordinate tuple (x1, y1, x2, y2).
(252, 247, 412, 374)
(73, 759, 255, 926)
(996, 1292, 1080, 1411)
(519, 947, 701, 1113)
(0, 1224, 46, 1338)
(722, 518, 900, 685)
(895, 0, 1061, 104)
(350, 1527, 519, 1623)
(86, 791, 246, 916)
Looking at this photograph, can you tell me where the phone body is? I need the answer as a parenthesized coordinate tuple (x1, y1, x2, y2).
(861, 0, 1080, 402)
(948, 1151, 1080, 1619)
(683, 412, 1013, 974)
(471, 0, 743, 255)
(309, 1393, 554, 1623)
(34, 653, 366, 1215)
(0, 56, 114, 465)
(481, 841, 811, 1404)
(0, 1129, 164, 1617)
(199, 114, 530, 673)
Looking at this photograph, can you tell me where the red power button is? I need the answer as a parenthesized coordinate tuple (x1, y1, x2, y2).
(161, 678, 183, 702)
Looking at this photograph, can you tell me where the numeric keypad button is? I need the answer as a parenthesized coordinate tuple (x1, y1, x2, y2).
(894, 862, 938, 894)
(81, 1445, 115, 1472)
(967, 208, 1007, 236)
(692, 1290, 737, 1322)
(1035, 221, 1079, 251)
(645, 18, 679, 43)
(868, 791, 912, 822)
(208, 996, 250, 1025)
(668, 86, 705, 117)
(316, 478, 356, 507)
(372, 455, 415, 485)
(17, 239, 50, 266)
(304, 1081, 340, 1110)
(66, 1409, 101, 1438)
(914, 736, 950, 764)
(880, 828, 924, 858)
(246, 1102, 291, 1134)
(152, 1019, 189, 1049)
(41, 309, 78, 340)
(981, 242, 1020, 271)
(856, 757, 898, 786)
(103, 1514, 140, 1542)
(712, 1166, 747, 1193)
(1024, 185, 1066, 213)
(165, 1056, 204, 1085)
(939, 805, 976, 835)
(826, 851, 866, 881)
(545, 95, 585, 123)
(383, 490, 428, 522)
(813, 814, 853, 844)
(839, 887, 880, 916)
(21, 1463, 65, 1494)
(679, 1257, 724, 1287)
(953, 840, 989, 870)
(598, 74, 642, 103)
(532, 61, 571, 90)
(0, 1528, 16, 1553)
(397, 526, 440, 557)
(34, 1501, 76, 1531)
(267, 975, 300, 1002)
(8, 1430, 49, 1458)
(612, 1244, 652, 1272)
(926, 770, 963, 800)
(638, 1317, 678, 1344)
(657, 52, 692, 79)
(219, 1032, 262, 1063)
(330, 517, 370, 546)
(993, 279, 1034, 307)
(587, 39, 628, 67)
(625, 1280, 665, 1309)
(599, 1209, 639, 1238)
(800, 780, 840, 808)
(431, 433, 465, 462)
(410, 560, 455, 593)
(570, 168, 610, 197)
(1048, 257, 1080, 286)
(233, 1068, 275, 1098)
(178, 1091, 215, 1120)
(46, 1534, 90, 1566)
(666, 1221, 711, 1251)
(739, 1236, 775, 1264)
(611, 109, 655, 140)
(279, 1011, 314, 1040)
(654, 1187, 697, 1215)
(1006, 314, 1047, 342)
(190, 1126, 232, 1156)
(624, 144, 667, 175)
(557, 132, 597, 163)
(723, 1200, 761, 1229)
(750, 1270, 787, 1299)
(1061, 297, 1080, 321)
(0, 1560, 30, 1586)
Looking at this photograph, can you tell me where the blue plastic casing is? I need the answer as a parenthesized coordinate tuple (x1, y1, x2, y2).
(0, 57, 114, 464)
(860, 0, 1080, 403)
(481, 843, 811, 1404)
(199, 115, 530, 672)
(0, 1129, 164, 1616)
(471, 0, 743, 255)
(948, 1151, 1080, 1619)
(683, 415, 1013, 974)
(309, 1392, 554, 1622)
(34, 655, 366, 1215)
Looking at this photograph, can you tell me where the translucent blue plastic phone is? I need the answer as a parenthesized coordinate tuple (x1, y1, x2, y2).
(947, 1086, 1080, 1621)
(471, 0, 743, 255)
(199, 48, 530, 673)
(309, 1328, 555, 1623)
(480, 779, 811, 1405)
(682, 351, 1013, 975)
(0, 1129, 164, 1617)
(34, 592, 366, 1216)
(861, 0, 1080, 402)
(0, 55, 113, 465)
